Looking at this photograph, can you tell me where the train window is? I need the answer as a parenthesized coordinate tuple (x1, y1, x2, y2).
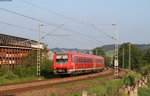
(101, 60, 104, 63)
(56, 59, 68, 64)
(87, 59, 89, 63)
(76, 58, 79, 63)
(88, 59, 90, 63)
(71, 56, 73, 62)
(76, 58, 83, 63)
(80, 58, 82, 63)
(96, 59, 101, 63)
(83, 58, 86, 62)
(79, 58, 81, 63)
(99, 60, 101, 63)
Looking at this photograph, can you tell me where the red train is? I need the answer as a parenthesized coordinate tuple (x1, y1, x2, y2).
(53, 52, 105, 75)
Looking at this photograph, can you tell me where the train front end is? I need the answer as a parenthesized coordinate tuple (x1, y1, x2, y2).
(53, 53, 71, 74)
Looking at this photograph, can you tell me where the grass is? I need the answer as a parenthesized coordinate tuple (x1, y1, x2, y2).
(0, 67, 45, 85)
(87, 79, 123, 96)
(51, 69, 143, 96)
(52, 77, 125, 96)
(138, 87, 150, 96)
(0, 76, 38, 85)
(125, 69, 143, 79)
(0, 68, 144, 96)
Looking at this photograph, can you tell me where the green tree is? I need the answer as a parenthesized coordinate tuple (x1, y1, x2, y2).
(118, 43, 143, 70)
(13, 44, 53, 78)
(41, 58, 53, 78)
(93, 47, 105, 56)
(140, 65, 150, 75)
(140, 48, 150, 75)
(143, 48, 150, 64)
(21, 50, 37, 68)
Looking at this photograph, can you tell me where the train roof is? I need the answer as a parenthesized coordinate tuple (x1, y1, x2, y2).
(56, 52, 104, 59)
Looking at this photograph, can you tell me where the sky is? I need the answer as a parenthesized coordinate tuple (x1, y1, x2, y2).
(0, 0, 150, 49)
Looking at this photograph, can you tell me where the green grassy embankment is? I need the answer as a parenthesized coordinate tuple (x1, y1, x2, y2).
(50, 69, 142, 96)
(0, 67, 42, 85)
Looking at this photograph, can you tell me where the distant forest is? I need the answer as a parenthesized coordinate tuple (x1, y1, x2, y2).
(52, 44, 150, 53)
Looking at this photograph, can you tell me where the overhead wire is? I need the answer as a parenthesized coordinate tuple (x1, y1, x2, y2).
(40, 24, 66, 40)
(21, 0, 105, 44)
(21, 0, 119, 49)
(0, 21, 38, 32)
(91, 24, 117, 41)
(21, 0, 88, 25)
(21, 0, 112, 41)
(0, 7, 58, 26)
(0, 21, 65, 35)
(0, 21, 96, 47)
(21, 0, 103, 39)
(0, 21, 49, 34)
(0, 7, 103, 44)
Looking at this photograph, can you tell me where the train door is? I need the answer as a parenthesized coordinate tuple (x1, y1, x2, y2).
(71, 55, 75, 70)
(93, 58, 96, 69)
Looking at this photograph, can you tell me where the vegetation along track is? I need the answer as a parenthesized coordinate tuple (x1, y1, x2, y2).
(0, 68, 125, 95)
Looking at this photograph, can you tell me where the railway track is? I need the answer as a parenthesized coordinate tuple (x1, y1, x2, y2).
(0, 68, 124, 95)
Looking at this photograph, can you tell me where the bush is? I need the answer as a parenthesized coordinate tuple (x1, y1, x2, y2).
(4, 70, 18, 80)
(0, 76, 8, 84)
(41, 58, 53, 78)
(13, 67, 36, 78)
(140, 64, 150, 75)
(0, 65, 8, 76)
(123, 76, 135, 86)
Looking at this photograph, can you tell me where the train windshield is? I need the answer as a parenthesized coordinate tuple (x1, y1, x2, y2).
(56, 54, 68, 64)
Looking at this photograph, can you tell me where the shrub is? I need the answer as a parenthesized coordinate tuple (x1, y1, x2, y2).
(13, 67, 36, 78)
(4, 70, 18, 80)
(123, 76, 135, 86)
(0, 65, 8, 76)
(41, 58, 53, 78)
(140, 64, 150, 75)
(0, 76, 8, 84)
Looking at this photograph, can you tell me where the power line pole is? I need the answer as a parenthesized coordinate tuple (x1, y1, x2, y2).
(122, 49, 124, 68)
(90, 24, 119, 78)
(96, 48, 97, 55)
(128, 43, 131, 69)
(36, 24, 69, 76)
(37, 24, 42, 76)
(112, 24, 119, 78)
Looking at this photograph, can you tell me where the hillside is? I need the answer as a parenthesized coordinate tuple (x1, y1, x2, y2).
(102, 44, 150, 51)
(51, 44, 150, 56)
(51, 47, 92, 54)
